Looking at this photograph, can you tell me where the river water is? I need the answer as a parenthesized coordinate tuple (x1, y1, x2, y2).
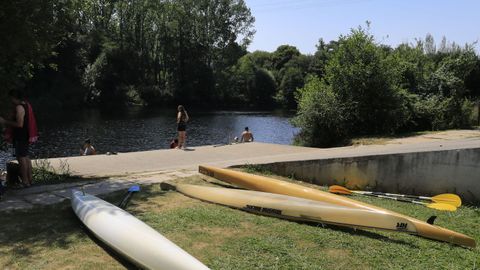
(0, 108, 299, 169)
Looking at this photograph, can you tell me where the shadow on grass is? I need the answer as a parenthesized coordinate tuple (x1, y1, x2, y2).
(231, 208, 420, 248)
(0, 202, 86, 266)
(81, 225, 139, 269)
(311, 222, 419, 248)
(0, 185, 162, 268)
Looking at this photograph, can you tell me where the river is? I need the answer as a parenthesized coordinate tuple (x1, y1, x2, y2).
(0, 108, 299, 169)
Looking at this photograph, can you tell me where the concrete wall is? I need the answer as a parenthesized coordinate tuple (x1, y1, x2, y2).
(252, 148, 480, 204)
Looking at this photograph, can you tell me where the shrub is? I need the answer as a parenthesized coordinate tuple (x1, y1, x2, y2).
(411, 95, 474, 130)
(326, 26, 409, 135)
(292, 76, 347, 147)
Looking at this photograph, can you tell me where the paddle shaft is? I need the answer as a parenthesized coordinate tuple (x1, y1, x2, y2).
(328, 186, 461, 207)
(360, 193, 428, 205)
(119, 186, 140, 209)
(354, 190, 432, 201)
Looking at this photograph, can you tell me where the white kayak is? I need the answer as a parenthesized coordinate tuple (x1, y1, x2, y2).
(71, 189, 210, 270)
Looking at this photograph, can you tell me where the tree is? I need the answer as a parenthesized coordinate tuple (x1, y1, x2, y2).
(292, 76, 347, 146)
(0, 0, 65, 93)
(326, 26, 408, 135)
(309, 39, 339, 78)
(275, 55, 311, 108)
(271, 45, 301, 70)
(229, 54, 276, 108)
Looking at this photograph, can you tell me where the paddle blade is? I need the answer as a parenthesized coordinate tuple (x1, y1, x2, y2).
(128, 185, 140, 193)
(431, 194, 462, 207)
(426, 203, 457, 212)
(328, 185, 352, 195)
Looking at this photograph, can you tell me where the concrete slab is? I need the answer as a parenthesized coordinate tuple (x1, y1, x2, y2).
(128, 174, 175, 184)
(81, 180, 138, 196)
(0, 198, 33, 211)
(8, 181, 96, 196)
(23, 193, 66, 205)
(40, 135, 480, 179)
(47, 180, 136, 199)
(43, 143, 319, 177)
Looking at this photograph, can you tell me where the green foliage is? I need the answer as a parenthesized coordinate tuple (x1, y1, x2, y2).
(1, 0, 479, 136)
(411, 95, 475, 130)
(293, 26, 479, 147)
(271, 45, 301, 70)
(226, 54, 277, 107)
(275, 55, 311, 108)
(241, 163, 272, 175)
(1, 182, 479, 269)
(292, 76, 347, 146)
(308, 39, 339, 78)
(0, 0, 62, 90)
(327, 27, 409, 135)
(1, 0, 255, 109)
(32, 159, 72, 185)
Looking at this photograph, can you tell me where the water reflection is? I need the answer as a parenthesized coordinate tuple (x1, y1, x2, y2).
(1, 108, 299, 168)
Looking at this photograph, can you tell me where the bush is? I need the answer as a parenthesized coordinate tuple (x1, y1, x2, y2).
(32, 159, 72, 185)
(411, 95, 474, 130)
(327, 27, 410, 135)
(292, 76, 347, 147)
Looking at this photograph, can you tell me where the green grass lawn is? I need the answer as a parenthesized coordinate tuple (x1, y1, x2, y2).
(0, 176, 478, 270)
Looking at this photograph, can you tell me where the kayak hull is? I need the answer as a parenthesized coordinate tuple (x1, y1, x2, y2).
(199, 165, 476, 248)
(71, 190, 210, 270)
(175, 184, 418, 234)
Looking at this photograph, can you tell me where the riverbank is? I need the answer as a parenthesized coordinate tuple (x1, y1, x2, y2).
(1, 129, 479, 211)
(1, 130, 479, 269)
(40, 129, 480, 178)
(1, 176, 478, 269)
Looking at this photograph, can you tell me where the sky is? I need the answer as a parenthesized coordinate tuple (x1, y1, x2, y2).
(243, 0, 480, 54)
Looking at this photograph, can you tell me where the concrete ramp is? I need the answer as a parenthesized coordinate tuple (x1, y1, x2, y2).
(42, 136, 480, 203)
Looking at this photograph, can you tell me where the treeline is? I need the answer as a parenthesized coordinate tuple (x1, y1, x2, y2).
(0, 0, 255, 109)
(1, 1, 479, 147)
(291, 27, 480, 147)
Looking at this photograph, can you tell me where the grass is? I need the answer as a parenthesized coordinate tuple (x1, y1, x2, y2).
(32, 158, 75, 185)
(0, 175, 479, 270)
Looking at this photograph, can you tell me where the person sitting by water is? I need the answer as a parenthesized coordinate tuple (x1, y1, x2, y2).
(80, 139, 96, 155)
(240, 127, 254, 143)
(170, 138, 179, 149)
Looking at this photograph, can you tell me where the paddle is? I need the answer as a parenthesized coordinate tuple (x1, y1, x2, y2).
(329, 185, 461, 207)
(361, 193, 457, 211)
(119, 185, 140, 209)
(329, 185, 458, 211)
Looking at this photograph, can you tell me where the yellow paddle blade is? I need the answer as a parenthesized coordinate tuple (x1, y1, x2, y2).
(426, 203, 457, 212)
(431, 194, 462, 207)
(328, 185, 352, 195)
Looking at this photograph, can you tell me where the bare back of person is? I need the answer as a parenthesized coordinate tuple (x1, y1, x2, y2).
(241, 131, 254, 142)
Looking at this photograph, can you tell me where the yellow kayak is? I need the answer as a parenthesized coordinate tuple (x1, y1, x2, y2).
(199, 165, 476, 248)
(172, 183, 418, 234)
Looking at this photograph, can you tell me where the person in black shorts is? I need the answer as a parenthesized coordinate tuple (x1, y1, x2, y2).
(176, 105, 189, 149)
(0, 90, 33, 187)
